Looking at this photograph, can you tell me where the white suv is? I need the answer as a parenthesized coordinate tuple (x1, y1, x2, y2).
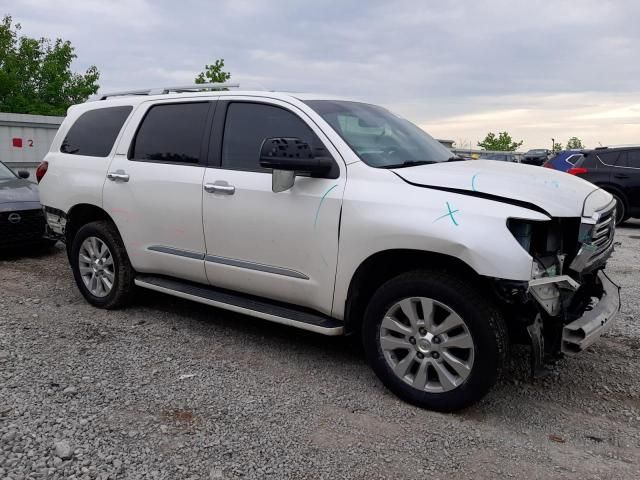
(37, 84, 620, 411)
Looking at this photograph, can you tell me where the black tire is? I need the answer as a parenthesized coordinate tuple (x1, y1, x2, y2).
(610, 192, 627, 226)
(70, 220, 135, 309)
(362, 270, 508, 412)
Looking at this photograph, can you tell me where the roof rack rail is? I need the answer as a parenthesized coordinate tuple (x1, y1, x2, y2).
(594, 143, 640, 150)
(97, 83, 240, 100)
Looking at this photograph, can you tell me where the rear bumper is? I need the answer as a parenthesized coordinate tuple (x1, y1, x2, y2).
(561, 271, 620, 353)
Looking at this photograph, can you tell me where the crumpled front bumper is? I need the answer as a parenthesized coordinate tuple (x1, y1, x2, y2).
(560, 271, 620, 354)
(528, 270, 620, 354)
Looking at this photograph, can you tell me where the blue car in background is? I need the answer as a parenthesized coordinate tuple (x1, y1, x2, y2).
(543, 150, 584, 172)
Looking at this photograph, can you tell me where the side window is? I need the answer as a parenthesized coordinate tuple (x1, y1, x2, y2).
(221, 102, 323, 172)
(130, 102, 210, 164)
(626, 150, 640, 169)
(614, 152, 628, 168)
(595, 151, 619, 166)
(61, 106, 132, 157)
(566, 154, 582, 165)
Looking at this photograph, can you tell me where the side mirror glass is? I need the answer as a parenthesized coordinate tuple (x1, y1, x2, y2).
(272, 170, 295, 193)
(18, 170, 30, 179)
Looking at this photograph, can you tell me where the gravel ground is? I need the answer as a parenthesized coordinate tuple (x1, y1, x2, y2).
(1, 222, 639, 480)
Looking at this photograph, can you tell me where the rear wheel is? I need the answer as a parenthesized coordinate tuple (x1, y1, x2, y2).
(610, 192, 626, 225)
(362, 270, 508, 412)
(70, 220, 135, 309)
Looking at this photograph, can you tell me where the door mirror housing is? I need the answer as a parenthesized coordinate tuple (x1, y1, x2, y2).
(17, 170, 30, 179)
(259, 137, 333, 192)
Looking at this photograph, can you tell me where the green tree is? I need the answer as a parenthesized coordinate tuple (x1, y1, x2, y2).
(552, 142, 563, 153)
(195, 58, 231, 84)
(0, 15, 99, 116)
(566, 137, 584, 149)
(477, 132, 524, 151)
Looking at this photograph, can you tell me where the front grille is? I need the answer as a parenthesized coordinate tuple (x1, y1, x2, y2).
(0, 209, 46, 247)
(569, 202, 616, 274)
(591, 204, 615, 253)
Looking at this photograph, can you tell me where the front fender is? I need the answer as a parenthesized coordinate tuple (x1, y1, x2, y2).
(332, 164, 548, 319)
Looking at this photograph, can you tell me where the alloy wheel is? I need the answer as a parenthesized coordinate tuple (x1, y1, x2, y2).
(78, 236, 115, 298)
(379, 297, 475, 393)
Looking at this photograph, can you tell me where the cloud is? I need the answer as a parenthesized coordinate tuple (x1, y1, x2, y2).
(7, 0, 640, 148)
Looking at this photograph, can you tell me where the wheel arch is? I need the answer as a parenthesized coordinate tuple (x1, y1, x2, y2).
(343, 249, 483, 337)
(65, 203, 119, 259)
(594, 183, 629, 222)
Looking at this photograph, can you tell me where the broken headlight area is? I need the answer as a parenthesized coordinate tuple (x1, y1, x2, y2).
(507, 217, 581, 279)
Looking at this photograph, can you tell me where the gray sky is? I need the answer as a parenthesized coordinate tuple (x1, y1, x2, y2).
(8, 0, 640, 149)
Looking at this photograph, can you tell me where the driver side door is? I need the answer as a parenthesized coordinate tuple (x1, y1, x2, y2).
(201, 98, 345, 316)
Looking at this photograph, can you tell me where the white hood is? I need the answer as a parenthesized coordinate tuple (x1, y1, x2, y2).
(393, 160, 607, 218)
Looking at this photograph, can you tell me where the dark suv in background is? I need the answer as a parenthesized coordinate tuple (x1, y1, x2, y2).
(569, 146, 640, 225)
(521, 149, 551, 166)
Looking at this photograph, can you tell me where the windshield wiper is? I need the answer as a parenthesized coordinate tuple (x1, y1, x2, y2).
(382, 156, 465, 168)
(381, 160, 437, 169)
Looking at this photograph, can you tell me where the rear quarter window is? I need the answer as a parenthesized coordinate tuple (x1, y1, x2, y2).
(61, 106, 133, 157)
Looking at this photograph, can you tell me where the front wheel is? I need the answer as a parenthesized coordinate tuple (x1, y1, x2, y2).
(362, 270, 508, 412)
(70, 220, 135, 309)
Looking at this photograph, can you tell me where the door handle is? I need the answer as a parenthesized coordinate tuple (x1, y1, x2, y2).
(107, 171, 130, 182)
(614, 173, 629, 179)
(204, 182, 235, 195)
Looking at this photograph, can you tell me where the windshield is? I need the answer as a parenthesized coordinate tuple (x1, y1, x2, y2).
(305, 100, 453, 168)
(527, 149, 547, 155)
(0, 162, 17, 180)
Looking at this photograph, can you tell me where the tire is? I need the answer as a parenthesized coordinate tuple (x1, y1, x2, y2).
(362, 270, 508, 412)
(70, 220, 135, 309)
(609, 192, 626, 226)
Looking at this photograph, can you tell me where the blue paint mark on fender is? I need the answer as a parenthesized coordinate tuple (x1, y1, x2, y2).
(433, 202, 460, 226)
(314, 184, 339, 227)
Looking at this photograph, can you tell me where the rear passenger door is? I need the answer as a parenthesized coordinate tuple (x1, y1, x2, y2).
(103, 100, 215, 284)
(614, 150, 640, 214)
(201, 98, 345, 316)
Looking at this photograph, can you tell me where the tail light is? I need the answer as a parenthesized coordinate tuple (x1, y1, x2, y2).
(35, 161, 48, 183)
(567, 167, 588, 175)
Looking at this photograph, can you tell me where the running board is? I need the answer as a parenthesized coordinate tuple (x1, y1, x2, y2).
(134, 275, 344, 336)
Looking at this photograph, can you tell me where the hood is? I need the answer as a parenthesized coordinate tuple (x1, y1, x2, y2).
(392, 160, 603, 217)
(0, 177, 40, 204)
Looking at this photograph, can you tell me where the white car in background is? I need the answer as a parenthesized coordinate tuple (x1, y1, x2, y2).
(37, 84, 619, 411)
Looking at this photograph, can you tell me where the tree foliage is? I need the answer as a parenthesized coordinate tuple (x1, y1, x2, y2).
(566, 136, 584, 149)
(0, 15, 100, 116)
(552, 142, 563, 153)
(195, 58, 231, 84)
(477, 132, 524, 151)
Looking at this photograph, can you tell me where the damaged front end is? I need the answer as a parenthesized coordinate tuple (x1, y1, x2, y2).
(497, 195, 620, 376)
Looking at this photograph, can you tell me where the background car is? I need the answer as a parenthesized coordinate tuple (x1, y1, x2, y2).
(0, 161, 52, 249)
(567, 146, 640, 225)
(521, 148, 551, 166)
(543, 150, 584, 172)
(478, 152, 519, 162)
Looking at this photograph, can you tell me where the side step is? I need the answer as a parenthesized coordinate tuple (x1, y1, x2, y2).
(134, 275, 344, 336)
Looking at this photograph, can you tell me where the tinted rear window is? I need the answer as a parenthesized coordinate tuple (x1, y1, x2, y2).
(61, 106, 132, 157)
(131, 102, 210, 164)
